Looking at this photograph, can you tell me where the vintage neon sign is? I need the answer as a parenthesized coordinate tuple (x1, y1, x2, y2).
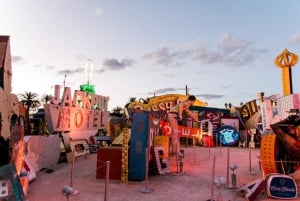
(217, 125, 239, 146)
(239, 100, 259, 123)
(160, 122, 201, 138)
(44, 85, 110, 133)
(127, 94, 208, 111)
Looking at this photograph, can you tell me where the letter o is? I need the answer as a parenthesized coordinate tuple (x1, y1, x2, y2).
(74, 110, 83, 128)
(152, 105, 159, 111)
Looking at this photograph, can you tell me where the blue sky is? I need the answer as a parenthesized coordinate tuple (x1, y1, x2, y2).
(2, 0, 300, 110)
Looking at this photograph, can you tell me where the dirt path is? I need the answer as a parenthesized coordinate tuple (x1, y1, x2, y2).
(25, 147, 298, 201)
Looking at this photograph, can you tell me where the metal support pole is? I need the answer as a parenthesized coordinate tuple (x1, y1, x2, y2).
(186, 136, 188, 148)
(175, 144, 179, 173)
(140, 147, 153, 193)
(104, 161, 110, 201)
(210, 155, 216, 201)
(66, 149, 79, 197)
(193, 138, 196, 162)
(226, 148, 230, 187)
(248, 146, 256, 175)
(249, 146, 252, 174)
(70, 149, 75, 187)
(145, 147, 150, 190)
(280, 159, 286, 175)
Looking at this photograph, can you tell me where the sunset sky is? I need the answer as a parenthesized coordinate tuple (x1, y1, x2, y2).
(2, 0, 300, 110)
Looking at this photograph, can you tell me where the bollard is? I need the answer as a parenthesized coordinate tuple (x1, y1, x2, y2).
(231, 173, 237, 188)
(62, 185, 73, 201)
(177, 150, 184, 173)
(257, 155, 261, 172)
(229, 164, 238, 189)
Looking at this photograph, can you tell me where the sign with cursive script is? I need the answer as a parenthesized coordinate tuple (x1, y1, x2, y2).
(266, 174, 297, 199)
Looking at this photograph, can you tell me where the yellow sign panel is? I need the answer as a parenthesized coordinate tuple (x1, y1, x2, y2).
(153, 136, 169, 158)
(127, 94, 207, 111)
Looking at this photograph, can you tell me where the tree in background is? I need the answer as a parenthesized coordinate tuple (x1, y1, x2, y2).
(111, 106, 124, 117)
(124, 97, 137, 108)
(18, 92, 41, 134)
(128, 97, 137, 103)
(41, 94, 51, 104)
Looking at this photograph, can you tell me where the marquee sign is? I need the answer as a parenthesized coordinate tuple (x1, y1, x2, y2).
(44, 85, 110, 133)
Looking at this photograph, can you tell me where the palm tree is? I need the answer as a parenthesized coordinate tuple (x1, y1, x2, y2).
(124, 97, 137, 108)
(129, 97, 137, 103)
(41, 94, 51, 104)
(18, 92, 41, 134)
(111, 106, 124, 117)
(139, 97, 150, 104)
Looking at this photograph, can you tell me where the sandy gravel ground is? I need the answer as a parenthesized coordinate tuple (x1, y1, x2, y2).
(25, 147, 300, 201)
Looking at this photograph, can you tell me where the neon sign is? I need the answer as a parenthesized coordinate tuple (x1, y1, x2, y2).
(217, 125, 239, 146)
(44, 85, 110, 133)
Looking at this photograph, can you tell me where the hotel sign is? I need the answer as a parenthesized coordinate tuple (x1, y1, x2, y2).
(44, 85, 110, 133)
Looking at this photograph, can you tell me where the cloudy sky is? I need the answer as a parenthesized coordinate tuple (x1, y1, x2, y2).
(2, 0, 300, 110)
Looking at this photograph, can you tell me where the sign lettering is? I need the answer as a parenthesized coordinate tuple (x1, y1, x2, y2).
(45, 85, 110, 133)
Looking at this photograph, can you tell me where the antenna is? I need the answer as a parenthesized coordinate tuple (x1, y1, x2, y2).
(85, 59, 93, 85)
(63, 75, 67, 87)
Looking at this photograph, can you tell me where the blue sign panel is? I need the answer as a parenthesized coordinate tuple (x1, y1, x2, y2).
(128, 112, 149, 181)
(217, 125, 239, 146)
(267, 174, 297, 199)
